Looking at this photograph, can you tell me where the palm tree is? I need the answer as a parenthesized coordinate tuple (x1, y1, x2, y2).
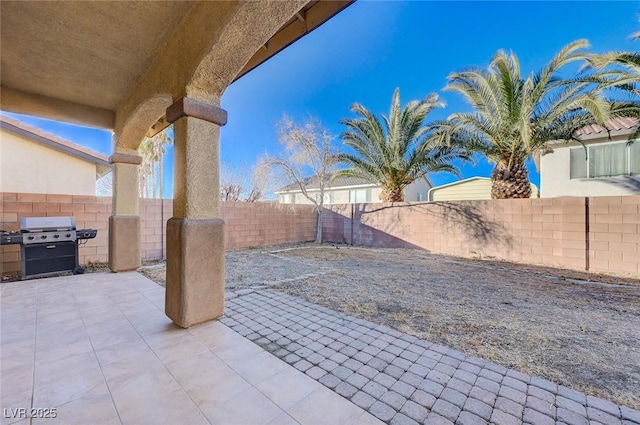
(154, 129, 173, 199)
(138, 129, 173, 198)
(441, 40, 611, 199)
(336, 88, 467, 202)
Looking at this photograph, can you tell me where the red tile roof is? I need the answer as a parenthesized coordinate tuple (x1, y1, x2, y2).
(575, 117, 639, 136)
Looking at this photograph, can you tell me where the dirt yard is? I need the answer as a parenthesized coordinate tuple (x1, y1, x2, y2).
(139, 244, 640, 409)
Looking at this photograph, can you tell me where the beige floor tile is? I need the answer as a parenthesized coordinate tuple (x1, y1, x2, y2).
(81, 308, 126, 326)
(34, 338, 94, 365)
(152, 333, 208, 365)
(211, 335, 263, 362)
(118, 388, 208, 425)
(99, 350, 163, 385)
(32, 366, 108, 408)
(123, 309, 167, 326)
(2, 272, 386, 425)
(202, 386, 284, 425)
(189, 320, 243, 347)
(255, 365, 319, 410)
(36, 326, 90, 351)
(34, 350, 100, 388)
(1, 342, 35, 370)
(141, 326, 186, 349)
(89, 325, 140, 351)
(0, 416, 31, 425)
(132, 316, 179, 337)
(31, 391, 118, 425)
(104, 361, 181, 413)
(36, 319, 86, 338)
(165, 350, 252, 409)
(93, 417, 123, 425)
(1, 322, 36, 345)
(84, 317, 133, 338)
(287, 387, 366, 425)
(0, 388, 32, 425)
(266, 411, 302, 425)
(94, 336, 152, 366)
(36, 310, 82, 327)
(223, 350, 289, 386)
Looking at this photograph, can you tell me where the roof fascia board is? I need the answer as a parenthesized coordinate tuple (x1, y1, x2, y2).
(275, 182, 378, 194)
(1, 121, 112, 169)
(0, 87, 115, 130)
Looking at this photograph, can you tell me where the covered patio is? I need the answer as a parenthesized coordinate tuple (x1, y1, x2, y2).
(0, 0, 351, 327)
(0, 1, 372, 423)
(1, 272, 381, 425)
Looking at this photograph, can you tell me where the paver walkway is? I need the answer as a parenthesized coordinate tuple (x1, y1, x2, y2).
(221, 289, 640, 425)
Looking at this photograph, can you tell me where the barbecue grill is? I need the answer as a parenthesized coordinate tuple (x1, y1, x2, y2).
(1, 216, 97, 279)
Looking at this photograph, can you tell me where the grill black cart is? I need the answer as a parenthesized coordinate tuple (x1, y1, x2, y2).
(1, 217, 97, 280)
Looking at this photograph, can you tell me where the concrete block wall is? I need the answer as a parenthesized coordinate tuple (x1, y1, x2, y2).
(588, 196, 640, 275)
(2, 192, 637, 277)
(222, 202, 316, 249)
(1, 193, 317, 276)
(323, 196, 640, 277)
(1, 193, 111, 274)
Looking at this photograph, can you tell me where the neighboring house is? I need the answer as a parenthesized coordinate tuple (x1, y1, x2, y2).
(428, 176, 539, 201)
(0, 115, 111, 195)
(275, 174, 432, 205)
(539, 118, 640, 198)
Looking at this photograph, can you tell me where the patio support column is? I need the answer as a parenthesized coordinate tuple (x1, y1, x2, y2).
(165, 96, 227, 328)
(108, 152, 142, 272)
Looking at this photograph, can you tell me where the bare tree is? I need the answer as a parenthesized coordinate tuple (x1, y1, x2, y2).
(220, 161, 269, 202)
(260, 115, 338, 243)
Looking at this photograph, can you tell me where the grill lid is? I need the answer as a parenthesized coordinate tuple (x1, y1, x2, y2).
(21, 216, 76, 232)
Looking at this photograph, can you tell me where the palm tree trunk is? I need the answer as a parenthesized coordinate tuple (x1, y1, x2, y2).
(158, 149, 163, 199)
(380, 187, 404, 202)
(491, 161, 532, 199)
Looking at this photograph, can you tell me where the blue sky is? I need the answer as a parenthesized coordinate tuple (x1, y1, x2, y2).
(5, 1, 639, 198)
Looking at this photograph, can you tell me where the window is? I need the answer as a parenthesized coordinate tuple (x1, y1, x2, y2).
(349, 188, 371, 203)
(632, 142, 640, 174)
(570, 141, 638, 179)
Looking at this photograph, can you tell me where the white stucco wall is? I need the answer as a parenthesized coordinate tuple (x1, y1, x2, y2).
(540, 136, 640, 198)
(277, 179, 432, 205)
(403, 178, 431, 202)
(0, 129, 98, 195)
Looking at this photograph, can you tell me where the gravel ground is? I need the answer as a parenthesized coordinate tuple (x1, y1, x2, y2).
(139, 244, 640, 410)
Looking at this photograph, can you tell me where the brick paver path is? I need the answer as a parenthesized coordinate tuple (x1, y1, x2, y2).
(220, 289, 640, 425)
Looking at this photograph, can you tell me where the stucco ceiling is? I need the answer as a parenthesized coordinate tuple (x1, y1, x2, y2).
(0, 1, 352, 131)
(1, 1, 192, 111)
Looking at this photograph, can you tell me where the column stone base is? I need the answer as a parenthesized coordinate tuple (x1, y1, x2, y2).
(108, 215, 141, 272)
(165, 218, 225, 328)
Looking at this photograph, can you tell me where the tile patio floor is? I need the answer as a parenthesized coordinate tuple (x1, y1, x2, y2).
(1, 272, 639, 425)
(0, 272, 382, 425)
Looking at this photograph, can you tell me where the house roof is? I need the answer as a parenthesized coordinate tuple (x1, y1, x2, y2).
(275, 174, 377, 193)
(0, 114, 112, 178)
(574, 117, 639, 137)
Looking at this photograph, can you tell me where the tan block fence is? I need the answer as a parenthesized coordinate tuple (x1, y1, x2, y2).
(0, 193, 317, 275)
(321, 196, 640, 277)
(1, 192, 639, 277)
